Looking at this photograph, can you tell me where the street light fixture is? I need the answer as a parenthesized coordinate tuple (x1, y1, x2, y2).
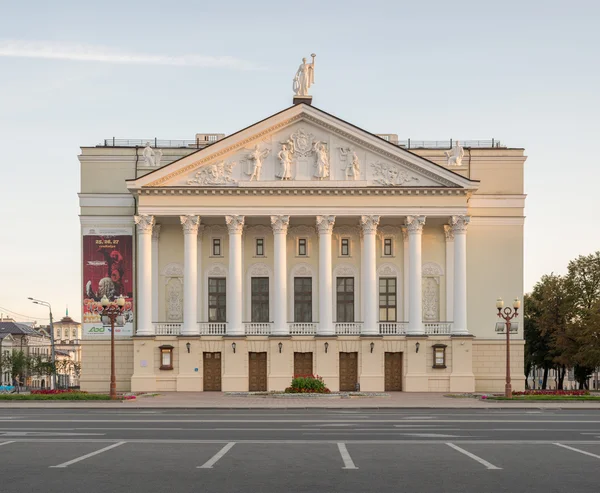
(496, 297, 520, 399)
(28, 297, 56, 390)
(101, 294, 126, 400)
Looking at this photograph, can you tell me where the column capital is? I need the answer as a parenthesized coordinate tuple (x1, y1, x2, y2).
(401, 226, 408, 242)
(225, 215, 245, 234)
(405, 215, 426, 234)
(443, 224, 454, 241)
(152, 223, 161, 241)
(134, 215, 154, 234)
(270, 215, 290, 234)
(316, 215, 335, 235)
(450, 215, 470, 234)
(180, 215, 201, 235)
(359, 215, 380, 235)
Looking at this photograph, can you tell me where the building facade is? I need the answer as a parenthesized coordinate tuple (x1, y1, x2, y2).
(51, 313, 82, 387)
(79, 102, 526, 393)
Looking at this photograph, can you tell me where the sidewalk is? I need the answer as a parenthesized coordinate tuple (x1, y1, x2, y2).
(1, 392, 600, 409)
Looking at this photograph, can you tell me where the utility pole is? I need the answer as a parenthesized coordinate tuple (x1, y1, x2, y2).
(29, 298, 57, 390)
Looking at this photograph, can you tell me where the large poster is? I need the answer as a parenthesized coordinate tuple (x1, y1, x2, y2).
(82, 228, 134, 338)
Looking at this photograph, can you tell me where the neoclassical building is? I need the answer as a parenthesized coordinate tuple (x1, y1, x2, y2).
(79, 100, 526, 393)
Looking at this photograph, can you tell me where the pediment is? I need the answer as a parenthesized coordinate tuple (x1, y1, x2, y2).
(127, 105, 478, 190)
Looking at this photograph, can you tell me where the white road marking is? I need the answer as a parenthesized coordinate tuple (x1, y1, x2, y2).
(198, 442, 236, 469)
(446, 443, 502, 470)
(0, 441, 15, 447)
(2, 419, 599, 423)
(401, 434, 463, 438)
(337, 443, 358, 469)
(0, 432, 105, 436)
(49, 441, 126, 468)
(554, 443, 600, 459)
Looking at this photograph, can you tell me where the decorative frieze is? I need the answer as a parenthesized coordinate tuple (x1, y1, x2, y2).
(187, 161, 237, 186)
(371, 161, 420, 186)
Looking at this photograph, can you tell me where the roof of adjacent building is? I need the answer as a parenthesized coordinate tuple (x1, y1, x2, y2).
(0, 322, 46, 336)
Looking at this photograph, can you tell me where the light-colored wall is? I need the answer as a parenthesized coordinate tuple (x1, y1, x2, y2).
(80, 340, 134, 392)
(472, 340, 525, 392)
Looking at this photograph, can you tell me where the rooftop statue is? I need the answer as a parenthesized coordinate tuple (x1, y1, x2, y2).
(445, 141, 464, 167)
(293, 54, 316, 97)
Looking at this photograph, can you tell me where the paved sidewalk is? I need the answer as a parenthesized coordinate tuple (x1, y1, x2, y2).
(1, 392, 600, 409)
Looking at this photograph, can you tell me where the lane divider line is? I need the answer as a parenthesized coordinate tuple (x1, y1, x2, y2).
(0, 441, 15, 447)
(198, 442, 236, 469)
(49, 441, 126, 468)
(554, 443, 600, 459)
(337, 442, 358, 469)
(446, 443, 502, 470)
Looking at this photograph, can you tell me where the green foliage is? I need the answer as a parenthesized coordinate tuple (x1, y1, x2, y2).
(0, 392, 111, 400)
(286, 375, 330, 393)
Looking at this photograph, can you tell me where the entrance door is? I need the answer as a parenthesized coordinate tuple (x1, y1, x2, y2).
(294, 352, 313, 377)
(384, 352, 403, 391)
(249, 352, 267, 391)
(203, 352, 222, 391)
(339, 352, 358, 391)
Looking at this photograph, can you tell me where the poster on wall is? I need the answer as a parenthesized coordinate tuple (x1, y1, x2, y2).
(82, 227, 134, 338)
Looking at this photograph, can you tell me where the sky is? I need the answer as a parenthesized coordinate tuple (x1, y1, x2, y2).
(1, 0, 599, 324)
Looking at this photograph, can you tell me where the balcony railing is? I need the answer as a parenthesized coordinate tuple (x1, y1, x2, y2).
(378, 322, 408, 335)
(154, 323, 181, 335)
(424, 322, 452, 335)
(244, 323, 272, 335)
(288, 322, 318, 335)
(198, 322, 227, 335)
(335, 322, 363, 335)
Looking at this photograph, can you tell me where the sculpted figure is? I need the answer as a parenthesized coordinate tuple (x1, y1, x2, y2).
(313, 141, 330, 180)
(445, 141, 465, 167)
(340, 147, 360, 180)
(277, 142, 293, 180)
(142, 143, 156, 166)
(246, 145, 270, 181)
(293, 54, 316, 97)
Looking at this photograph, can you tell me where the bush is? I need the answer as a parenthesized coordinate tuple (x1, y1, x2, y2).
(31, 389, 88, 395)
(285, 374, 330, 394)
(0, 392, 112, 400)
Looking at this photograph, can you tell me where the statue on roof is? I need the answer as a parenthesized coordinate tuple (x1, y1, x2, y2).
(445, 141, 464, 167)
(293, 54, 316, 97)
(142, 142, 162, 167)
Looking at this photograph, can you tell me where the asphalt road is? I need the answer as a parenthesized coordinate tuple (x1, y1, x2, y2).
(1, 408, 600, 492)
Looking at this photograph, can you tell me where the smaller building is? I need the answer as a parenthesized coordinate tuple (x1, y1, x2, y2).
(0, 333, 16, 385)
(51, 312, 82, 387)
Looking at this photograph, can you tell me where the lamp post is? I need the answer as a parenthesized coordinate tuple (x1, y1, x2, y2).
(101, 294, 126, 400)
(496, 297, 520, 398)
(28, 297, 56, 390)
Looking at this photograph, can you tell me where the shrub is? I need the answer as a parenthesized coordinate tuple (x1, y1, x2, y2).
(31, 389, 88, 395)
(513, 390, 589, 396)
(285, 374, 330, 394)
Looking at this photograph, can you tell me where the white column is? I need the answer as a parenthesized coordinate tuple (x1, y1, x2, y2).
(316, 215, 335, 335)
(134, 215, 154, 335)
(360, 215, 380, 335)
(450, 215, 470, 335)
(225, 215, 245, 336)
(402, 227, 409, 322)
(444, 225, 454, 323)
(196, 225, 204, 323)
(405, 215, 426, 335)
(180, 215, 200, 336)
(151, 224, 161, 323)
(271, 215, 290, 336)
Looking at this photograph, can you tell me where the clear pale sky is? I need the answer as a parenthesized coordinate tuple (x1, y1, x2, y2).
(1, 0, 599, 324)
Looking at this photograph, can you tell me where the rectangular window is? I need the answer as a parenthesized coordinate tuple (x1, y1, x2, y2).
(384, 238, 393, 256)
(432, 344, 447, 369)
(298, 238, 307, 256)
(336, 277, 355, 322)
(256, 238, 264, 257)
(212, 238, 221, 256)
(251, 277, 269, 323)
(379, 277, 397, 322)
(294, 277, 312, 323)
(341, 238, 350, 256)
(159, 345, 174, 371)
(208, 277, 226, 322)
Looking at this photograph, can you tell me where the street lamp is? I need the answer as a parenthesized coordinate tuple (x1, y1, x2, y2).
(28, 297, 56, 390)
(101, 294, 126, 400)
(496, 297, 520, 398)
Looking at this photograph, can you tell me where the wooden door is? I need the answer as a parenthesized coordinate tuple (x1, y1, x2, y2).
(294, 352, 313, 377)
(384, 352, 403, 391)
(203, 352, 222, 391)
(339, 352, 358, 391)
(249, 352, 267, 391)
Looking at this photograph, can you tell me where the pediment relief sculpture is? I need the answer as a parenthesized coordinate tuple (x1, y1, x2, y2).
(187, 161, 237, 186)
(339, 147, 360, 180)
(371, 161, 420, 186)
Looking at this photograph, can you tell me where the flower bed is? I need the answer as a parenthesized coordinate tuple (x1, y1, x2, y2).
(31, 389, 88, 395)
(285, 374, 331, 394)
(513, 390, 589, 396)
(0, 392, 112, 400)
